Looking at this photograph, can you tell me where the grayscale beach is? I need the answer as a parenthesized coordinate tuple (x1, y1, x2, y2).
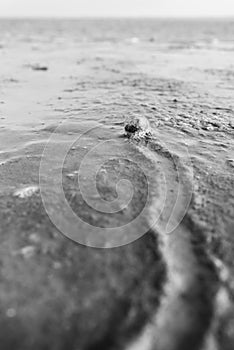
(0, 18, 234, 349)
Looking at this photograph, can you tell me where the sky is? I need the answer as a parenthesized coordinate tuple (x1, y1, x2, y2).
(0, 0, 234, 18)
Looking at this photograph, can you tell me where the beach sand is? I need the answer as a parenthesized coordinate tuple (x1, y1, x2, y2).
(0, 19, 234, 350)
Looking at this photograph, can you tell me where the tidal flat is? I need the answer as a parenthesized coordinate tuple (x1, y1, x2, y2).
(0, 18, 234, 350)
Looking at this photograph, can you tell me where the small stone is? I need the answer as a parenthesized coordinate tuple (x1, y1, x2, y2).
(30, 64, 48, 71)
(125, 124, 139, 133)
(13, 186, 39, 199)
(216, 287, 231, 314)
(6, 308, 17, 318)
(124, 116, 150, 135)
(66, 171, 79, 179)
(130, 37, 139, 44)
(53, 261, 62, 270)
(29, 233, 41, 244)
(20, 246, 36, 259)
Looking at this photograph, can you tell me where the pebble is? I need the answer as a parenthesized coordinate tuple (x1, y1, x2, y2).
(29, 233, 41, 244)
(13, 186, 39, 199)
(53, 261, 62, 270)
(30, 64, 48, 71)
(66, 171, 79, 179)
(124, 116, 151, 135)
(6, 308, 17, 318)
(212, 256, 230, 283)
(130, 37, 139, 44)
(20, 246, 36, 259)
(216, 287, 231, 315)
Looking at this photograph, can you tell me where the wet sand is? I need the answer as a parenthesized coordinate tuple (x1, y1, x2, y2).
(0, 19, 234, 350)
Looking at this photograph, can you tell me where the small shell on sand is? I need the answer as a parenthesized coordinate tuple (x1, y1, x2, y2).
(124, 116, 152, 139)
(13, 186, 39, 199)
(125, 116, 150, 132)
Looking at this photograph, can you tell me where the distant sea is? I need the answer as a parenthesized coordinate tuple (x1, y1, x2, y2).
(0, 18, 234, 51)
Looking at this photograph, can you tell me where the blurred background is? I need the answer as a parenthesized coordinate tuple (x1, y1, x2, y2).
(0, 0, 234, 18)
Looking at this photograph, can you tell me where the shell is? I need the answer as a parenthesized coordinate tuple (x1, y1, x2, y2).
(13, 186, 39, 199)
